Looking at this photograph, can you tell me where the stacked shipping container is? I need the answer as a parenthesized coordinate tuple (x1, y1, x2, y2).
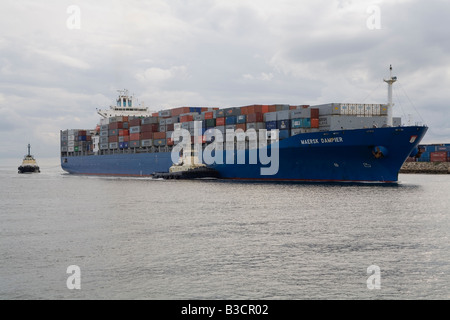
(61, 103, 402, 156)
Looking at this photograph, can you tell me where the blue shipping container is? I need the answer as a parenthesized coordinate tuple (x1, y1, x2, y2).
(279, 130, 290, 140)
(266, 121, 277, 130)
(237, 115, 246, 124)
(226, 116, 237, 125)
(78, 136, 87, 141)
(278, 120, 290, 130)
(154, 139, 166, 146)
(190, 107, 202, 113)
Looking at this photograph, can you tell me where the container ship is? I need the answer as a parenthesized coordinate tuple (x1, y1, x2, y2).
(60, 67, 428, 183)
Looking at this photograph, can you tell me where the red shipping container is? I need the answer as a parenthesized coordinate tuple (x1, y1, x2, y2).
(180, 115, 194, 123)
(216, 117, 225, 126)
(123, 136, 130, 142)
(204, 112, 214, 120)
(171, 107, 191, 117)
(166, 124, 174, 131)
(141, 124, 158, 132)
(122, 116, 129, 122)
(140, 132, 153, 140)
(153, 132, 166, 139)
(253, 105, 263, 114)
(240, 106, 248, 115)
(129, 118, 141, 127)
(311, 118, 319, 128)
(236, 123, 246, 131)
(86, 136, 92, 141)
(167, 138, 174, 146)
(119, 129, 129, 136)
(289, 105, 297, 110)
(109, 136, 119, 143)
(246, 112, 264, 123)
(430, 151, 448, 162)
(130, 133, 140, 141)
(78, 130, 87, 136)
(310, 108, 319, 119)
(109, 122, 123, 130)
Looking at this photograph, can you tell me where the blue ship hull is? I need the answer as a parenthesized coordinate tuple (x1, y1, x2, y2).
(61, 126, 428, 183)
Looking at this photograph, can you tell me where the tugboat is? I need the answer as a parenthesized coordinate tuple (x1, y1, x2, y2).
(153, 152, 219, 180)
(18, 144, 40, 174)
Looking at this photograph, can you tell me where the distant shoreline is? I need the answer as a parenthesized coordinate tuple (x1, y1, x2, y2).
(400, 162, 450, 174)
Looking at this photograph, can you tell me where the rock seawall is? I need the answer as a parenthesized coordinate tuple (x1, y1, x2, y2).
(400, 162, 450, 174)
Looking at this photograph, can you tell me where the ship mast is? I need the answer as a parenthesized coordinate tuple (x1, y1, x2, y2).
(27, 143, 31, 156)
(383, 65, 397, 126)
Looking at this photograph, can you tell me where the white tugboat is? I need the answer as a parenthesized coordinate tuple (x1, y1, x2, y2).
(18, 144, 40, 174)
(153, 152, 219, 180)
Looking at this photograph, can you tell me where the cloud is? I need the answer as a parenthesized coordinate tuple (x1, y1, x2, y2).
(0, 0, 449, 159)
(32, 49, 90, 70)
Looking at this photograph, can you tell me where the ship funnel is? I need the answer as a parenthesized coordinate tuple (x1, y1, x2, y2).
(383, 65, 397, 126)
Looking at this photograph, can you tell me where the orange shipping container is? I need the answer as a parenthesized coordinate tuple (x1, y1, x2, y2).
(130, 133, 140, 141)
(311, 118, 319, 128)
(180, 115, 194, 123)
(240, 106, 248, 115)
(153, 132, 166, 139)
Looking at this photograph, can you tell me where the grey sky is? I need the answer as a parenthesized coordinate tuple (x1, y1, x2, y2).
(1, 0, 449, 159)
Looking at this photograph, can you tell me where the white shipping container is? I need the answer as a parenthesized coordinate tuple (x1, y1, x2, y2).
(159, 110, 171, 117)
(246, 122, 265, 130)
(68, 146, 75, 152)
(68, 129, 78, 136)
(194, 114, 204, 121)
(264, 112, 277, 122)
(130, 126, 141, 133)
(141, 139, 153, 147)
(276, 110, 291, 120)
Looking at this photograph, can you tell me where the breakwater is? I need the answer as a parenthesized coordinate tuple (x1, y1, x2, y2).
(400, 161, 450, 174)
